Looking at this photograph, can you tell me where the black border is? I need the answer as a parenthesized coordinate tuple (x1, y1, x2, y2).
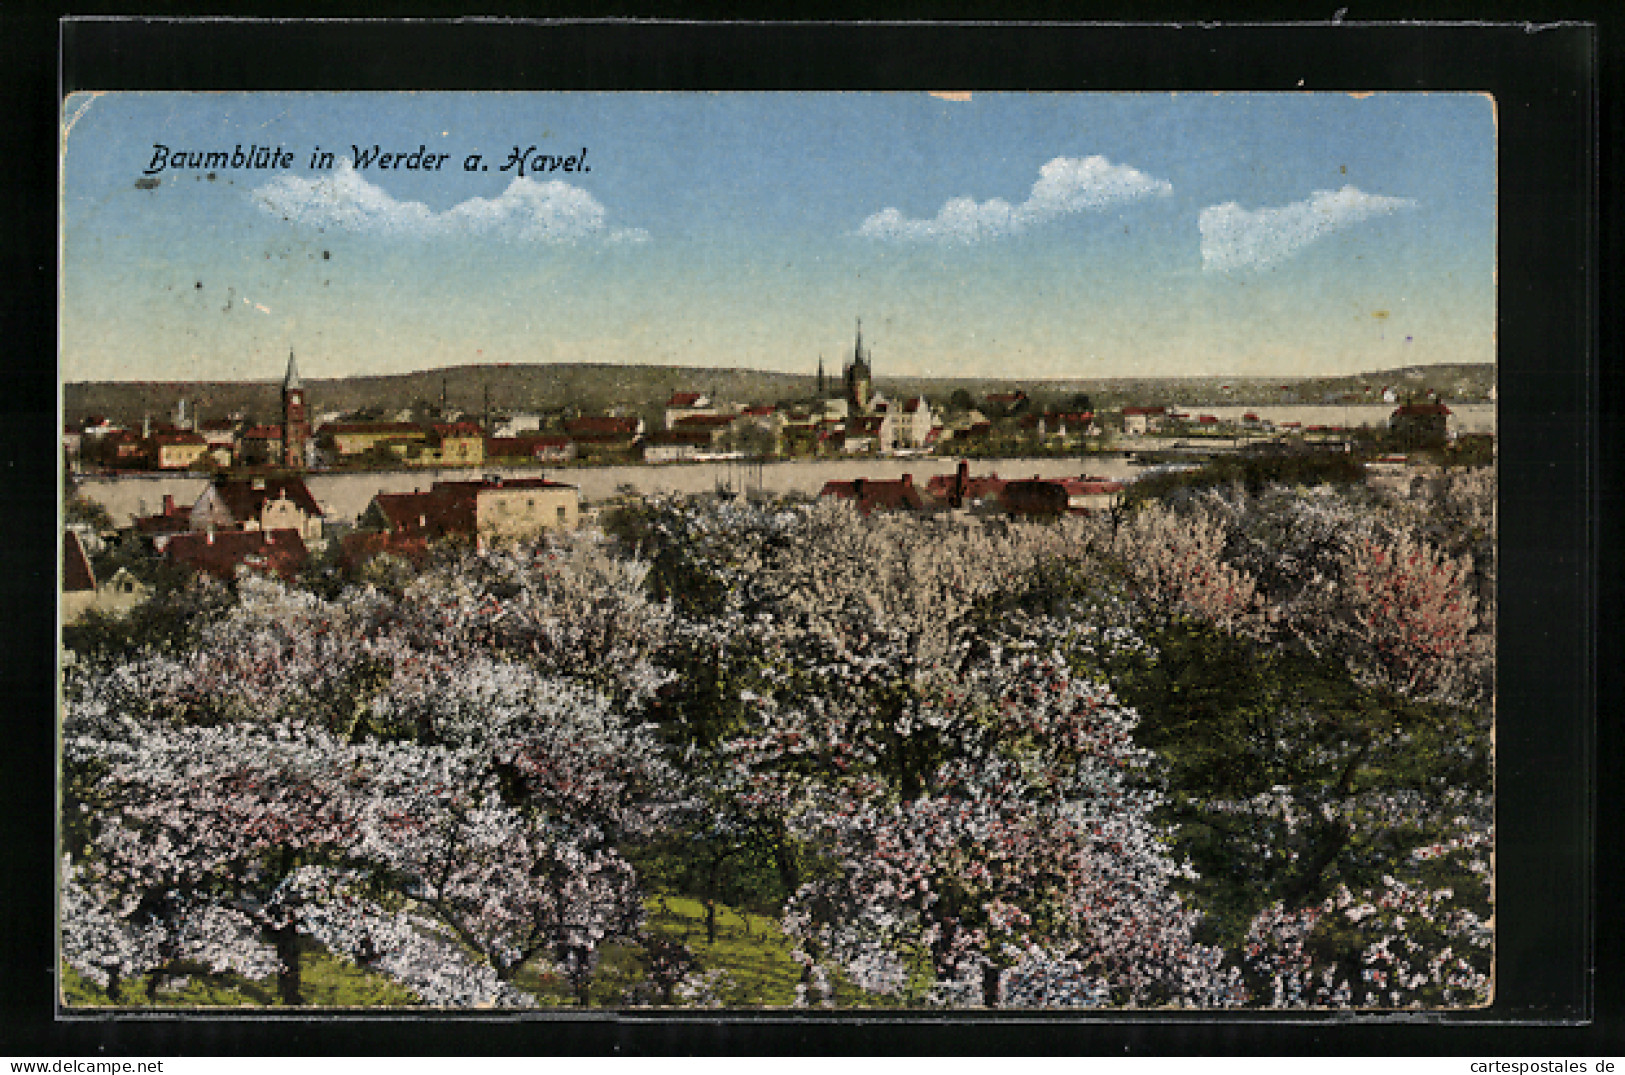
(2, 11, 1613, 1057)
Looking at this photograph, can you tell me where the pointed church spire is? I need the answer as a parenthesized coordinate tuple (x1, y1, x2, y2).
(283, 348, 302, 391)
(855, 317, 864, 363)
(817, 355, 826, 396)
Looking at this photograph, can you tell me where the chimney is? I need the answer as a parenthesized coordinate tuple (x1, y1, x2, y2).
(163, 494, 175, 515)
(206, 531, 214, 545)
(265, 531, 275, 545)
(902, 473, 912, 487)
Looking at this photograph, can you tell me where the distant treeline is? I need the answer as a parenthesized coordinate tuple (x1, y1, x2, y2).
(64, 361, 1496, 429)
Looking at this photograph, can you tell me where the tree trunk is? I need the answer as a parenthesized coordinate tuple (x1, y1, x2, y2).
(272, 924, 303, 1006)
(981, 964, 1002, 1009)
(772, 825, 800, 896)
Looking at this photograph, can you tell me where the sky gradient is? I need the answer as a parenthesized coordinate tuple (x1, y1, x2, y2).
(60, 92, 1495, 384)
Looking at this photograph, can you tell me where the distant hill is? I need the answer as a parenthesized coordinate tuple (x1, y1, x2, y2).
(64, 361, 1496, 428)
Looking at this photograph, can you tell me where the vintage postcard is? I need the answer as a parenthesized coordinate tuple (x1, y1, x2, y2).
(59, 91, 1496, 1012)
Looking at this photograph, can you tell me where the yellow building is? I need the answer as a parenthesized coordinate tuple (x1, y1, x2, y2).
(472, 478, 578, 540)
(152, 431, 210, 470)
(322, 421, 430, 459)
(410, 422, 485, 467)
(358, 477, 579, 551)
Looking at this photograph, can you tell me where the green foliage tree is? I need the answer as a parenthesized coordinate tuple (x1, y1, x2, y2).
(1106, 615, 1491, 950)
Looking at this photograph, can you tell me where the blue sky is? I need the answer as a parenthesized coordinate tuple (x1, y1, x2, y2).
(60, 92, 1495, 383)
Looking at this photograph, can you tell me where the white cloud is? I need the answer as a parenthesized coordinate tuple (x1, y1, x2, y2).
(1199, 185, 1417, 272)
(252, 160, 648, 244)
(856, 155, 1172, 243)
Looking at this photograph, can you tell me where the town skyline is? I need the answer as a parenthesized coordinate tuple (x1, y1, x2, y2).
(62, 92, 1495, 384)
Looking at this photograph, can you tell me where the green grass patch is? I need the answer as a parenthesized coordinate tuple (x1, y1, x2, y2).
(642, 893, 803, 1006)
(59, 947, 421, 1009)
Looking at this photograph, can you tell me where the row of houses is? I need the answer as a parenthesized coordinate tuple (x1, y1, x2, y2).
(819, 462, 1126, 517)
(1118, 401, 1462, 444)
(63, 471, 585, 621)
(69, 390, 1091, 474)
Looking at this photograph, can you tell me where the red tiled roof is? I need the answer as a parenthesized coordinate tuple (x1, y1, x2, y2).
(903, 397, 926, 413)
(367, 478, 574, 539)
(569, 431, 639, 446)
(644, 429, 713, 447)
(820, 475, 926, 513)
(564, 416, 639, 436)
(323, 421, 425, 436)
(340, 530, 429, 569)
(1122, 405, 1167, 417)
(925, 471, 1006, 500)
(667, 392, 704, 407)
(166, 528, 308, 582)
(1393, 403, 1453, 417)
(134, 500, 193, 534)
(241, 425, 284, 440)
(205, 477, 325, 521)
(152, 431, 207, 446)
(369, 491, 440, 535)
(432, 422, 484, 437)
(63, 531, 96, 592)
(673, 414, 737, 429)
(1057, 477, 1125, 495)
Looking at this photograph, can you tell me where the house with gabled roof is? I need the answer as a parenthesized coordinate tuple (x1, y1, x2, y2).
(131, 494, 193, 551)
(63, 529, 150, 623)
(190, 475, 324, 542)
(664, 392, 720, 430)
(165, 528, 309, 582)
(1120, 406, 1168, 436)
(1389, 401, 1455, 447)
(151, 429, 210, 470)
(319, 421, 431, 460)
(819, 473, 929, 514)
(62, 530, 98, 623)
(925, 461, 1007, 511)
(236, 425, 286, 467)
(356, 475, 579, 554)
(426, 422, 486, 466)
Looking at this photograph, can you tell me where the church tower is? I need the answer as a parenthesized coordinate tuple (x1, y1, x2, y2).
(844, 318, 872, 411)
(282, 349, 309, 469)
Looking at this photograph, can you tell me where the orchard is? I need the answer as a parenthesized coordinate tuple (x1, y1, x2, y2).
(60, 469, 1494, 1009)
